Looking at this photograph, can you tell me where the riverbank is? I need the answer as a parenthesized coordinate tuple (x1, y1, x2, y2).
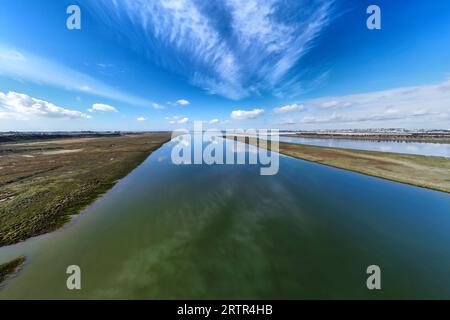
(0, 257, 25, 286)
(0, 133, 172, 248)
(228, 136, 450, 194)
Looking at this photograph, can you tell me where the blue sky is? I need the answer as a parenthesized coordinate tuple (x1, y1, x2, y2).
(0, 0, 449, 131)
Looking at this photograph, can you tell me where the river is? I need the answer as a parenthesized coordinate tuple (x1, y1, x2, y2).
(0, 136, 449, 299)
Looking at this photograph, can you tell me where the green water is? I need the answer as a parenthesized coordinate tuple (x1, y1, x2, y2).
(0, 138, 449, 299)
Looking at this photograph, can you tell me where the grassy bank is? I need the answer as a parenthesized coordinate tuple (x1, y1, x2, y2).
(0, 133, 172, 247)
(228, 136, 450, 194)
(0, 256, 25, 285)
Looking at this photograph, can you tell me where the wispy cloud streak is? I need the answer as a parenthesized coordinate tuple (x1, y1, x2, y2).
(0, 46, 151, 106)
(299, 79, 450, 128)
(84, 0, 334, 99)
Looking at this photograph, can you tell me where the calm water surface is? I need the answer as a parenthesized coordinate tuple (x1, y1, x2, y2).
(0, 137, 449, 299)
(278, 136, 450, 157)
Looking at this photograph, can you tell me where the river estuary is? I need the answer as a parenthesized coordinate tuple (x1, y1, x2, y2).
(0, 137, 449, 299)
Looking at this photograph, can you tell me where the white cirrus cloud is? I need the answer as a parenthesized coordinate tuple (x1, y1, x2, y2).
(177, 117, 189, 124)
(209, 118, 220, 124)
(0, 91, 91, 120)
(84, 0, 334, 100)
(320, 100, 354, 109)
(299, 79, 450, 128)
(153, 103, 165, 109)
(273, 103, 304, 114)
(137, 116, 147, 121)
(0, 46, 152, 107)
(176, 99, 190, 106)
(89, 103, 118, 113)
(300, 110, 440, 124)
(281, 120, 297, 125)
(231, 108, 264, 120)
(166, 115, 189, 124)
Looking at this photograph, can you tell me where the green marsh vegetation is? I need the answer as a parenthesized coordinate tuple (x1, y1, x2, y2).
(0, 256, 25, 285)
(0, 133, 172, 247)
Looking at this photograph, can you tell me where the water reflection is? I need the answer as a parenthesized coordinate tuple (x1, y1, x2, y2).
(279, 136, 450, 157)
